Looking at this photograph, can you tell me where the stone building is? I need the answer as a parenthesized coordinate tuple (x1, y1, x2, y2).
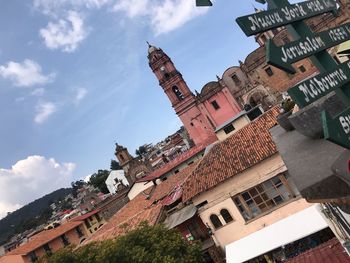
(114, 144, 153, 185)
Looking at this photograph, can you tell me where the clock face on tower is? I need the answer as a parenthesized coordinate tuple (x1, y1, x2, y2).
(160, 66, 165, 72)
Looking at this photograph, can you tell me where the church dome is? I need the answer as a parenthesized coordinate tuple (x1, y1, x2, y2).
(200, 81, 221, 97)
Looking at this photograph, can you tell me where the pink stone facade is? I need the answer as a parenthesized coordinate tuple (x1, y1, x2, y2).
(148, 45, 241, 146)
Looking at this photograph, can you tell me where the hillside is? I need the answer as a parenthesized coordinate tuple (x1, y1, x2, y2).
(0, 188, 72, 245)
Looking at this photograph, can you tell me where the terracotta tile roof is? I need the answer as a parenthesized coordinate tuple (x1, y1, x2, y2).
(285, 238, 350, 263)
(150, 162, 199, 203)
(136, 141, 211, 183)
(81, 164, 202, 244)
(182, 107, 280, 202)
(7, 221, 83, 256)
(70, 209, 100, 222)
(85, 204, 163, 243)
(82, 193, 155, 244)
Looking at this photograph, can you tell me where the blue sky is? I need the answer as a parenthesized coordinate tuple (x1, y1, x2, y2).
(0, 0, 264, 218)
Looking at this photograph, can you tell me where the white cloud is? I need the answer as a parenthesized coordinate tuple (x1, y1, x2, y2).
(0, 59, 55, 87)
(0, 156, 75, 219)
(113, 0, 210, 35)
(74, 87, 88, 105)
(152, 0, 209, 35)
(33, 0, 111, 16)
(113, 0, 149, 17)
(34, 101, 57, 124)
(40, 11, 89, 52)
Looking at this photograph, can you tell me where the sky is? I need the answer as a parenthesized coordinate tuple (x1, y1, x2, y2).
(0, 0, 265, 219)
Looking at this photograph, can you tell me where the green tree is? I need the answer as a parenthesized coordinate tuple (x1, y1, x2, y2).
(110, 160, 122, 170)
(71, 180, 85, 198)
(89, 170, 110, 194)
(40, 223, 203, 263)
(135, 145, 147, 157)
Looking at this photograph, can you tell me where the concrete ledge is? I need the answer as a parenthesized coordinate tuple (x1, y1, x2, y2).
(270, 125, 350, 202)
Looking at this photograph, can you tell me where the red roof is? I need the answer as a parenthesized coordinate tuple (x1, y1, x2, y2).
(182, 107, 280, 202)
(136, 142, 210, 183)
(285, 238, 350, 263)
(7, 221, 83, 256)
(70, 209, 100, 222)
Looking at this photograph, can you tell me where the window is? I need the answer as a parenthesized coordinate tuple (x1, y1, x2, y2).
(299, 65, 306, 72)
(28, 251, 38, 263)
(233, 174, 294, 221)
(231, 74, 241, 85)
(61, 234, 70, 246)
(95, 213, 102, 222)
(210, 214, 223, 229)
(84, 219, 91, 228)
(223, 124, 235, 135)
(190, 122, 194, 127)
(211, 100, 220, 110)
(172, 86, 185, 101)
(75, 226, 84, 238)
(43, 244, 52, 255)
(119, 154, 125, 162)
(220, 209, 234, 223)
(265, 67, 274, 77)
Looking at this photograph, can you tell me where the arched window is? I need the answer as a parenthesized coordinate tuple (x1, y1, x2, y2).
(210, 214, 223, 229)
(220, 209, 233, 223)
(172, 86, 184, 101)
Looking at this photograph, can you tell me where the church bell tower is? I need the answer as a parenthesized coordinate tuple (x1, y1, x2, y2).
(147, 43, 217, 145)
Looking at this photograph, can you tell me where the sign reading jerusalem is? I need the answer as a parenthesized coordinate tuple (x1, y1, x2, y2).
(267, 22, 350, 73)
(236, 0, 337, 36)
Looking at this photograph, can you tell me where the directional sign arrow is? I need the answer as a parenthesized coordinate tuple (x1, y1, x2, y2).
(196, 0, 212, 6)
(267, 22, 350, 73)
(236, 0, 337, 36)
(288, 61, 350, 108)
(322, 107, 350, 150)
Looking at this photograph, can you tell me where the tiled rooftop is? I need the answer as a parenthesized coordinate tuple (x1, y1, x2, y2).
(70, 209, 101, 222)
(136, 139, 212, 183)
(285, 238, 350, 263)
(182, 107, 280, 202)
(150, 162, 199, 203)
(82, 163, 200, 244)
(7, 221, 83, 256)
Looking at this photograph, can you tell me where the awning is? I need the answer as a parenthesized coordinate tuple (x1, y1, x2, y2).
(163, 204, 197, 229)
(161, 184, 183, 206)
(225, 205, 328, 263)
(338, 40, 350, 55)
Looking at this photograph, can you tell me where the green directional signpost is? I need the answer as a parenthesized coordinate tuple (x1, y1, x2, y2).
(323, 108, 350, 149)
(288, 61, 350, 107)
(235, 0, 350, 150)
(267, 23, 350, 73)
(236, 0, 338, 36)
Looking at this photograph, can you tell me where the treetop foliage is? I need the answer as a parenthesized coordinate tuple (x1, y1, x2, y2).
(38, 223, 203, 263)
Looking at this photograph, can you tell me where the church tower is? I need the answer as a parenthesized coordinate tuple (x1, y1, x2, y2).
(147, 44, 217, 145)
(115, 143, 152, 185)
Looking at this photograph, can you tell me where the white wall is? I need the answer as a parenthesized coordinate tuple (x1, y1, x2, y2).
(105, 170, 129, 195)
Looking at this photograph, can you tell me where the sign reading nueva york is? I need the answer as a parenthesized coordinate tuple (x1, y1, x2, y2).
(288, 61, 350, 107)
(323, 107, 350, 149)
(236, 0, 337, 36)
(267, 22, 350, 73)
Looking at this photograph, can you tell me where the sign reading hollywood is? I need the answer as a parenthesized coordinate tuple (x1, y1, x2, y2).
(288, 61, 350, 108)
(267, 23, 350, 73)
(236, 0, 337, 36)
(323, 107, 350, 149)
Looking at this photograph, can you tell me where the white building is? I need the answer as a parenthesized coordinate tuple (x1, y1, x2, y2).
(105, 170, 129, 195)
